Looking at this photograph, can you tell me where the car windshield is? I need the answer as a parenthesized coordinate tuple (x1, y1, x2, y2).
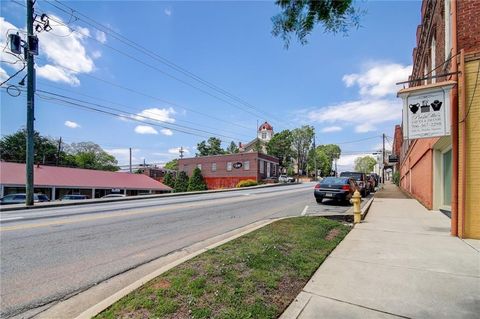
(321, 177, 349, 185)
(340, 172, 363, 181)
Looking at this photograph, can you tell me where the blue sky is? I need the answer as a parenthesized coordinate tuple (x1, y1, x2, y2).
(1, 0, 421, 170)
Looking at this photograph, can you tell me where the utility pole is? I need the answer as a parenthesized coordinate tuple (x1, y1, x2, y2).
(382, 133, 386, 184)
(179, 146, 184, 159)
(25, 0, 36, 206)
(129, 147, 132, 173)
(313, 131, 317, 181)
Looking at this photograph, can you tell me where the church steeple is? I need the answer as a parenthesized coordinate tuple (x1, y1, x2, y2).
(257, 121, 273, 142)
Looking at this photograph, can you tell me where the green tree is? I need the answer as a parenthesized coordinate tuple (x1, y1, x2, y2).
(226, 141, 239, 154)
(68, 142, 119, 171)
(267, 129, 293, 170)
(187, 167, 207, 191)
(163, 171, 176, 188)
(174, 171, 189, 193)
(272, 0, 362, 48)
(0, 129, 71, 165)
(354, 156, 377, 173)
(164, 158, 178, 170)
(291, 125, 314, 175)
(253, 139, 264, 153)
(196, 137, 225, 156)
(308, 147, 331, 177)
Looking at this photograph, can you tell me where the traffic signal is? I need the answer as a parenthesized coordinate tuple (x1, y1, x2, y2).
(9, 33, 22, 54)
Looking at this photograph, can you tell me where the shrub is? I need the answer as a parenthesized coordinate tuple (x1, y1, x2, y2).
(187, 167, 207, 191)
(174, 171, 189, 193)
(236, 179, 258, 188)
(393, 171, 400, 186)
(163, 172, 176, 188)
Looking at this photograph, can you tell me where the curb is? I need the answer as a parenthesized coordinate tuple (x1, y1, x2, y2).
(36, 217, 288, 319)
(0, 182, 301, 212)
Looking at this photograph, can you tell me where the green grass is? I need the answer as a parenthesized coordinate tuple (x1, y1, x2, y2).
(95, 217, 350, 319)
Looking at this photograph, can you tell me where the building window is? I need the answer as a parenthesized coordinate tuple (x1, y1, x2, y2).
(259, 160, 264, 173)
(261, 132, 267, 139)
(445, 0, 452, 59)
(227, 162, 232, 171)
(212, 163, 217, 172)
(197, 164, 202, 170)
(431, 36, 436, 83)
(244, 161, 250, 170)
(424, 62, 428, 85)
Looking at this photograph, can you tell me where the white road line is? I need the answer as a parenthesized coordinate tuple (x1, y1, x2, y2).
(301, 205, 309, 216)
(0, 216, 25, 222)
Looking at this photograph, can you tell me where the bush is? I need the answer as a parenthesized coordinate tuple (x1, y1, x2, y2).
(174, 171, 189, 193)
(163, 172, 176, 188)
(187, 167, 207, 191)
(236, 179, 258, 188)
(393, 171, 400, 186)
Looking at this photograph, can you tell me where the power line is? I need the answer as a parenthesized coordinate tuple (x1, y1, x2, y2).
(43, 0, 284, 125)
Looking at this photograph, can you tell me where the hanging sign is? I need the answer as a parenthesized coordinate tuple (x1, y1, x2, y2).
(398, 81, 455, 140)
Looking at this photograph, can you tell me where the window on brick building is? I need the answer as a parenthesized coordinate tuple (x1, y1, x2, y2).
(424, 62, 428, 85)
(212, 163, 216, 172)
(244, 161, 250, 170)
(227, 162, 232, 171)
(259, 160, 264, 173)
(445, 0, 452, 59)
(197, 164, 202, 170)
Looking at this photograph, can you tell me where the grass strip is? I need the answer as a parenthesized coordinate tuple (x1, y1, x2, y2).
(95, 217, 351, 319)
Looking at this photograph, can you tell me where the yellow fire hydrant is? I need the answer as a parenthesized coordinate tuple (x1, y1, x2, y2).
(351, 190, 362, 224)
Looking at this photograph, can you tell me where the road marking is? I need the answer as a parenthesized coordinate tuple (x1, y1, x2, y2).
(0, 216, 25, 222)
(301, 205, 309, 216)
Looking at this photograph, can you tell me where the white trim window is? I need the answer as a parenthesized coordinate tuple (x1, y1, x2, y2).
(445, 0, 452, 59)
(211, 163, 217, 172)
(259, 160, 264, 173)
(197, 164, 202, 170)
(244, 161, 250, 170)
(431, 36, 436, 83)
(227, 162, 232, 171)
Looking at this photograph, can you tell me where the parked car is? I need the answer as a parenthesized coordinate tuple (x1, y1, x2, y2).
(279, 175, 295, 183)
(101, 194, 126, 198)
(0, 193, 50, 205)
(60, 194, 89, 200)
(314, 177, 358, 204)
(339, 171, 371, 197)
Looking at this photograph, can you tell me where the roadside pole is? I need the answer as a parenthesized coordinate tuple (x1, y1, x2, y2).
(313, 131, 317, 181)
(382, 133, 386, 184)
(25, 0, 36, 206)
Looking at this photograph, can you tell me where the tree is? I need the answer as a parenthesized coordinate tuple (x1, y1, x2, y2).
(174, 171, 189, 193)
(196, 137, 225, 156)
(164, 159, 178, 170)
(68, 142, 119, 171)
(187, 167, 207, 191)
(272, 0, 361, 48)
(307, 147, 331, 177)
(354, 156, 377, 173)
(0, 129, 69, 165)
(267, 129, 293, 170)
(253, 139, 264, 153)
(291, 126, 314, 175)
(163, 171, 176, 188)
(316, 144, 341, 175)
(226, 141, 239, 154)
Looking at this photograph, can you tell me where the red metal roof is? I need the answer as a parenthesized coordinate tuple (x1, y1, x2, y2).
(258, 121, 273, 131)
(0, 162, 172, 191)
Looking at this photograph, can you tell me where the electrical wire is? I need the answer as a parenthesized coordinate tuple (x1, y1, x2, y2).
(43, 0, 284, 125)
(0, 63, 26, 86)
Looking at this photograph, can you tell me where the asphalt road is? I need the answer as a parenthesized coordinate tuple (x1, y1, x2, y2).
(0, 183, 354, 318)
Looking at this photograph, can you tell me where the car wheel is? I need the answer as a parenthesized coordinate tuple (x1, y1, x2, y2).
(316, 197, 323, 203)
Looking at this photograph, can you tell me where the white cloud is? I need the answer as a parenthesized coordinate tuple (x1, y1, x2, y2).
(161, 128, 173, 136)
(343, 63, 412, 98)
(321, 126, 342, 133)
(134, 125, 158, 135)
(308, 99, 402, 133)
(91, 50, 102, 59)
(133, 107, 176, 123)
(168, 147, 190, 155)
(37, 64, 80, 86)
(164, 8, 172, 16)
(0, 67, 8, 82)
(105, 148, 139, 165)
(95, 30, 107, 43)
(64, 120, 80, 128)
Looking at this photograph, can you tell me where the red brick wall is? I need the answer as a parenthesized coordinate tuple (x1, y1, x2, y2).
(457, 0, 480, 54)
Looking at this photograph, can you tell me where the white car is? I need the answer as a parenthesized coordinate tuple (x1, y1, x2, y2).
(102, 194, 126, 198)
(279, 175, 295, 183)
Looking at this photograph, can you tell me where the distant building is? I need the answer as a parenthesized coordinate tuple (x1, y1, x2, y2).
(178, 152, 279, 189)
(239, 121, 274, 153)
(136, 166, 176, 183)
(0, 162, 172, 199)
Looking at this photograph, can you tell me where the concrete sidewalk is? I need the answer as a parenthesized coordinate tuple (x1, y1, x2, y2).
(281, 195, 480, 318)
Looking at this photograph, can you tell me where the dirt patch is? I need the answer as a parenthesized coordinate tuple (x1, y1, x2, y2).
(118, 308, 151, 319)
(325, 228, 341, 241)
(151, 278, 171, 290)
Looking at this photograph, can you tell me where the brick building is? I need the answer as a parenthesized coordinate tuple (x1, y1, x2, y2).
(178, 152, 279, 189)
(396, 0, 480, 239)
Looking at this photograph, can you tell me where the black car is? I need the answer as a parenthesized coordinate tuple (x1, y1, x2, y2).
(0, 193, 50, 205)
(339, 171, 370, 197)
(314, 177, 358, 204)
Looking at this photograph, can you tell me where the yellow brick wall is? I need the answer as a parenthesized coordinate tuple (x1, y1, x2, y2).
(459, 58, 480, 239)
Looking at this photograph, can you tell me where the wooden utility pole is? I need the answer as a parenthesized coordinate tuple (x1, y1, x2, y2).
(382, 133, 386, 184)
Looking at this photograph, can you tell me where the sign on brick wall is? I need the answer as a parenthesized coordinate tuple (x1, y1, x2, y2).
(398, 81, 456, 140)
